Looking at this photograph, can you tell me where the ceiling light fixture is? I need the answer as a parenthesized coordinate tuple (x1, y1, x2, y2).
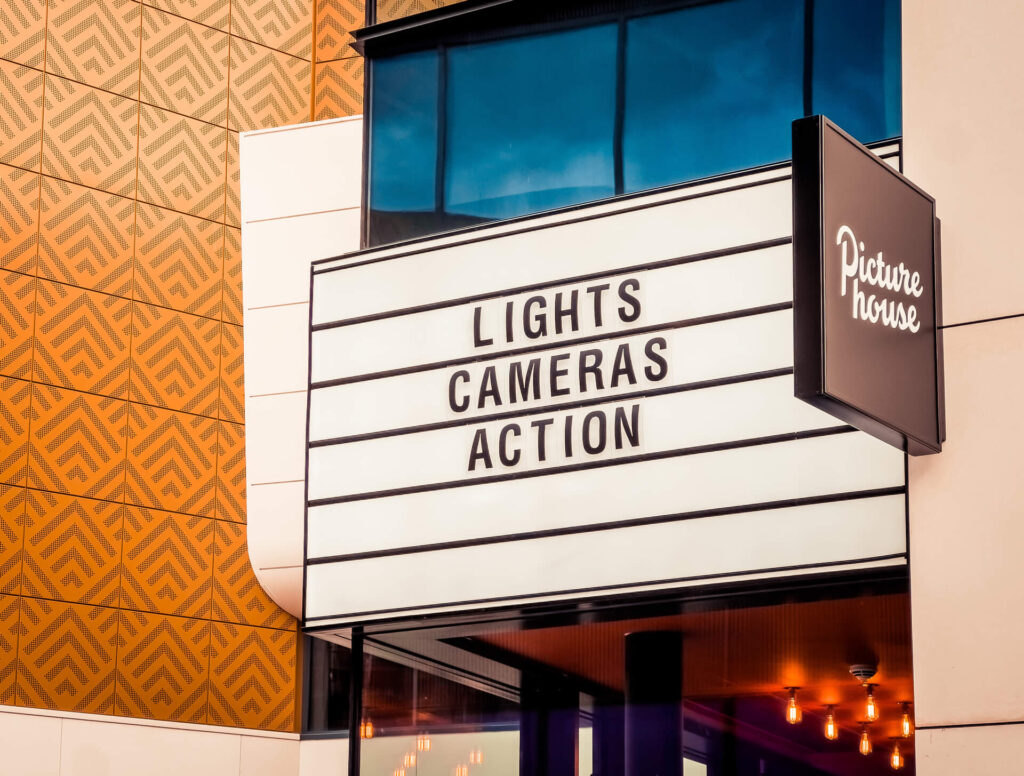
(900, 703, 914, 737)
(859, 725, 873, 756)
(784, 687, 802, 724)
(824, 706, 838, 740)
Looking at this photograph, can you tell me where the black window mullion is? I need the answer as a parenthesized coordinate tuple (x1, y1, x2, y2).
(613, 16, 627, 196)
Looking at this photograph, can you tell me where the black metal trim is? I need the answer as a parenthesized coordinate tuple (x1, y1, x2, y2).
(311, 301, 792, 390)
(308, 424, 855, 507)
(347, 629, 364, 776)
(303, 552, 908, 624)
(308, 485, 905, 565)
(310, 367, 793, 447)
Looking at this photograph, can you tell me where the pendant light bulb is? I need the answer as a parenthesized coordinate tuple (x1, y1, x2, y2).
(361, 720, 374, 740)
(859, 726, 873, 756)
(824, 706, 838, 740)
(785, 687, 802, 724)
(900, 703, 914, 737)
(890, 742, 904, 770)
(865, 685, 879, 722)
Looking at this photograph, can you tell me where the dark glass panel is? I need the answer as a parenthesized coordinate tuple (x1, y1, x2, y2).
(623, 0, 805, 192)
(369, 50, 440, 218)
(443, 24, 618, 220)
(812, 0, 902, 142)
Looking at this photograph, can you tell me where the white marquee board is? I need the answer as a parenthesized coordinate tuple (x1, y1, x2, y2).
(305, 154, 907, 627)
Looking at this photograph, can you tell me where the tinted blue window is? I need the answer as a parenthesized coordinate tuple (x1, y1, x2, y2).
(444, 24, 617, 220)
(812, 0, 901, 142)
(623, 0, 804, 192)
(369, 50, 439, 213)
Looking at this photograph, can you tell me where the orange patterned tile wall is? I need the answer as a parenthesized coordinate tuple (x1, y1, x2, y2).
(0, 0, 320, 731)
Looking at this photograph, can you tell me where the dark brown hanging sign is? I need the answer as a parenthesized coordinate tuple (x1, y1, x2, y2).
(792, 115, 945, 455)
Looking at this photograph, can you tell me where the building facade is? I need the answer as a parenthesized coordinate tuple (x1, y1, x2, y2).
(1, 0, 1024, 774)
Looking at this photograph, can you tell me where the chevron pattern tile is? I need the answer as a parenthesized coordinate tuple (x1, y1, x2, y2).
(37, 177, 134, 296)
(208, 621, 296, 730)
(120, 505, 214, 618)
(0, 377, 32, 488)
(42, 75, 138, 197)
(375, 0, 432, 23)
(222, 226, 241, 324)
(17, 596, 119, 713)
(21, 489, 124, 606)
(125, 403, 217, 517)
(34, 280, 132, 397)
(0, 594, 19, 704)
(46, 0, 142, 98)
(134, 203, 224, 319)
(224, 132, 239, 229)
(315, 0, 361, 62)
(0, 164, 40, 274)
(131, 302, 221, 416)
(213, 520, 291, 629)
(215, 420, 245, 524)
(0, 485, 26, 595)
(0, 269, 36, 381)
(313, 57, 362, 121)
(144, 0, 230, 31)
(232, 0, 312, 58)
(0, 0, 46, 68)
(0, 61, 44, 172)
(228, 37, 310, 132)
(137, 104, 226, 221)
(28, 383, 127, 501)
(140, 6, 229, 126)
(218, 323, 243, 422)
(115, 609, 210, 722)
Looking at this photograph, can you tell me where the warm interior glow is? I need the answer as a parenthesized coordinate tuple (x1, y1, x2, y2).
(890, 743, 904, 770)
(824, 706, 839, 740)
(417, 735, 432, 752)
(785, 688, 802, 724)
(865, 686, 879, 722)
(361, 720, 375, 739)
(859, 727, 873, 755)
(901, 704, 914, 737)
(404, 754, 417, 767)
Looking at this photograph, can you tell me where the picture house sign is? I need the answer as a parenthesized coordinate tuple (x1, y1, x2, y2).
(302, 127, 914, 627)
(793, 115, 945, 456)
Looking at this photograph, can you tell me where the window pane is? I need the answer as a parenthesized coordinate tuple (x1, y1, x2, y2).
(623, 0, 805, 192)
(444, 24, 617, 220)
(812, 0, 901, 142)
(369, 50, 439, 214)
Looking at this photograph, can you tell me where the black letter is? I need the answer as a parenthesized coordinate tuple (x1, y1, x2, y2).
(582, 411, 607, 455)
(617, 278, 641, 322)
(478, 366, 502, 409)
(549, 353, 571, 397)
(564, 414, 573, 458)
(498, 424, 521, 467)
(509, 359, 541, 403)
(473, 306, 493, 347)
(505, 300, 515, 343)
(643, 337, 668, 382)
(554, 289, 579, 335)
(523, 296, 547, 339)
(448, 370, 470, 413)
(610, 343, 637, 387)
(468, 429, 492, 471)
(586, 283, 610, 327)
(531, 418, 553, 462)
(578, 349, 604, 392)
(614, 404, 640, 449)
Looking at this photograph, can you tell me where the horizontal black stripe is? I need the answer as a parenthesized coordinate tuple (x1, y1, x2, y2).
(308, 424, 855, 506)
(311, 236, 792, 331)
(917, 719, 1024, 731)
(309, 367, 794, 447)
(310, 147, 899, 277)
(307, 485, 906, 565)
(303, 552, 908, 624)
(310, 300, 792, 390)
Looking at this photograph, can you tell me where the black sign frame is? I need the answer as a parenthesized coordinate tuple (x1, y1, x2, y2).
(792, 115, 945, 456)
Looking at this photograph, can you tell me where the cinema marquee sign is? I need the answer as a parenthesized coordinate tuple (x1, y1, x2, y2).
(792, 116, 945, 455)
(304, 136, 910, 626)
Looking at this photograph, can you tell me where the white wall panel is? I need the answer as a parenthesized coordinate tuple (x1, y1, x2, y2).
(306, 494, 906, 619)
(245, 304, 311, 396)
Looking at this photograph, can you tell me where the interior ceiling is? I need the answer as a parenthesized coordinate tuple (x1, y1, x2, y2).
(474, 592, 914, 743)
